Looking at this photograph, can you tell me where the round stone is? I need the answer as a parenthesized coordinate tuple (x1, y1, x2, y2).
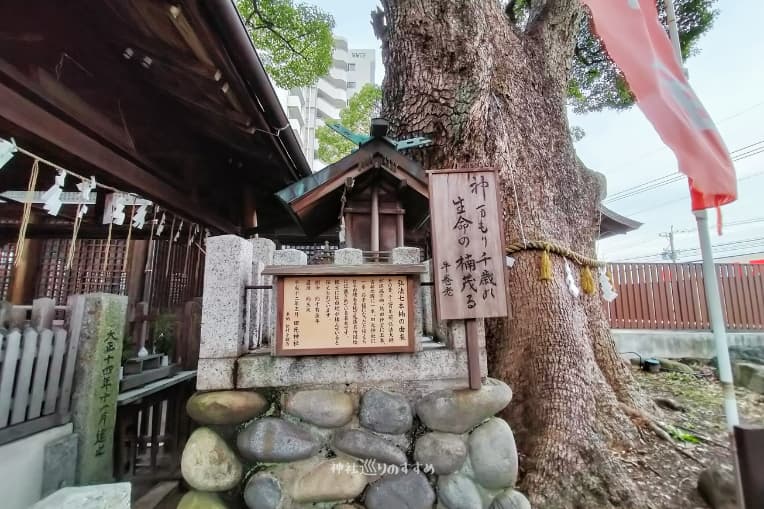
(413, 432, 467, 475)
(469, 418, 518, 490)
(292, 459, 368, 503)
(359, 389, 413, 434)
(177, 491, 227, 509)
(237, 417, 320, 462)
(244, 473, 282, 509)
(438, 474, 483, 509)
(489, 489, 531, 509)
(333, 429, 407, 466)
(364, 470, 435, 509)
(181, 427, 242, 492)
(186, 390, 268, 425)
(284, 389, 355, 428)
(415, 378, 512, 433)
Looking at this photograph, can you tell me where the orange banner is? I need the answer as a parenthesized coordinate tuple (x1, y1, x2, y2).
(581, 0, 737, 210)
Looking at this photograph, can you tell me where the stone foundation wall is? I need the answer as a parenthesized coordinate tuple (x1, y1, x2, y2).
(179, 379, 529, 509)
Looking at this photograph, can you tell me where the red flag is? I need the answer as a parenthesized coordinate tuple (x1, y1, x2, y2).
(581, 0, 737, 211)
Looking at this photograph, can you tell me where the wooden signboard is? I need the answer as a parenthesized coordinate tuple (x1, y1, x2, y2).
(266, 266, 420, 356)
(429, 168, 509, 320)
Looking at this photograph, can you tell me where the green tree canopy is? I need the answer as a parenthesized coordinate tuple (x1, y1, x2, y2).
(506, 0, 718, 113)
(315, 84, 382, 163)
(237, 0, 335, 89)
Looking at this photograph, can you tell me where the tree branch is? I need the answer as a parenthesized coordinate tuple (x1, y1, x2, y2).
(525, 0, 580, 35)
(370, 6, 386, 42)
(246, 0, 309, 61)
(523, 0, 583, 83)
(505, 0, 518, 24)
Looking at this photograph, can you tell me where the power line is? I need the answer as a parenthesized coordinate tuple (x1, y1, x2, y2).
(601, 101, 764, 173)
(605, 139, 764, 203)
(672, 217, 764, 235)
(626, 169, 764, 216)
(615, 236, 764, 262)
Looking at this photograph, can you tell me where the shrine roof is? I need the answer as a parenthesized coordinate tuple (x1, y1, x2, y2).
(0, 0, 310, 235)
(273, 133, 430, 237)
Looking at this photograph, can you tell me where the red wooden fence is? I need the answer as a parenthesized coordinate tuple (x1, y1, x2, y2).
(606, 262, 764, 330)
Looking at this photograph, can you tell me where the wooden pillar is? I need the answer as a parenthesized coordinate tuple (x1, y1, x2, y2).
(9, 218, 43, 304)
(396, 212, 405, 247)
(125, 239, 148, 312)
(370, 186, 380, 252)
(344, 212, 353, 248)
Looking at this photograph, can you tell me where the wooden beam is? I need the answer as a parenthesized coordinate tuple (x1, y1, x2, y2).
(262, 264, 426, 276)
(0, 80, 237, 233)
(138, 63, 252, 127)
(0, 222, 160, 241)
(167, 5, 216, 68)
(35, 68, 136, 152)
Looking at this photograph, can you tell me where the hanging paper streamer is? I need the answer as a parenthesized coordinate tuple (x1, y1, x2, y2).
(188, 224, 198, 247)
(599, 267, 618, 302)
(564, 260, 580, 297)
(76, 176, 96, 218)
(41, 170, 66, 216)
(132, 204, 148, 229)
(15, 160, 40, 265)
(109, 195, 126, 225)
(0, 137, 17, 170)
(123, 206, 135, 273)
(157, 212, 166, 236)
(174, 220, 183, 243)
(505, 256, 515, 268)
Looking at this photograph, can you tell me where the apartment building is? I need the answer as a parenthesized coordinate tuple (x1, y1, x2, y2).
(281, 37, 376, 169)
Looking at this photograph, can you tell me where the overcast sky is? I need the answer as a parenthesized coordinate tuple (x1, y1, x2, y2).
(309, 0, 764, 262)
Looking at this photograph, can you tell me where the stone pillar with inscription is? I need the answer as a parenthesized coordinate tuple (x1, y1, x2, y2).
(68, 293, 127, 485)
(198, 235, 253, 390)
(251, 237, 276, 349)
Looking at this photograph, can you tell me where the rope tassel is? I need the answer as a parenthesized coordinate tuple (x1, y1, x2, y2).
(539, 248, 552, 281)
(581, 266, 596, 295)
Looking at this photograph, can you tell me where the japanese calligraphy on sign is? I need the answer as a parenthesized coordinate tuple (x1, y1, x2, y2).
(93, 328, 120, 458)
(429, 168, 508, 320)
(276, 275, 415, 356)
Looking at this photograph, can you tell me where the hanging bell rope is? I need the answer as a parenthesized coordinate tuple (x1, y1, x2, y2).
(65, 204, 84, 270)
(15, 159, 40, 265)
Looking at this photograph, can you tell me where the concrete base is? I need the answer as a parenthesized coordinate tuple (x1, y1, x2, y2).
(0, 423, 73, 509)
(613, 330, 764, 359)
(237, 345, 486, 390)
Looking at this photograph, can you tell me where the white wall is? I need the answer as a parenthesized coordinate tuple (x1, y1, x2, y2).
(0, 423, 73, 509)
(613, 330, 764, 359)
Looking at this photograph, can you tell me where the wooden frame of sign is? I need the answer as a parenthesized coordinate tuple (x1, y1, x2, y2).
(262, 265, 424, 357)
(427, 167, 509, 388)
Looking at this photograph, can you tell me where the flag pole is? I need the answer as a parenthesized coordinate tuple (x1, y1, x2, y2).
(665, 0, 739, 430)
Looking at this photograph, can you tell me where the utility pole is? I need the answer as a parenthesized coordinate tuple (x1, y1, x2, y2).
(659, 225, 679, 262)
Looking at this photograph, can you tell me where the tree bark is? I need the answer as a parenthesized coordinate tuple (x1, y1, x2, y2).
(375, 1, 651, 506)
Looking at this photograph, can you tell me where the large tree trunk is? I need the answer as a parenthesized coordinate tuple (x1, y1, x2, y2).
(374, 1, 651, 506)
